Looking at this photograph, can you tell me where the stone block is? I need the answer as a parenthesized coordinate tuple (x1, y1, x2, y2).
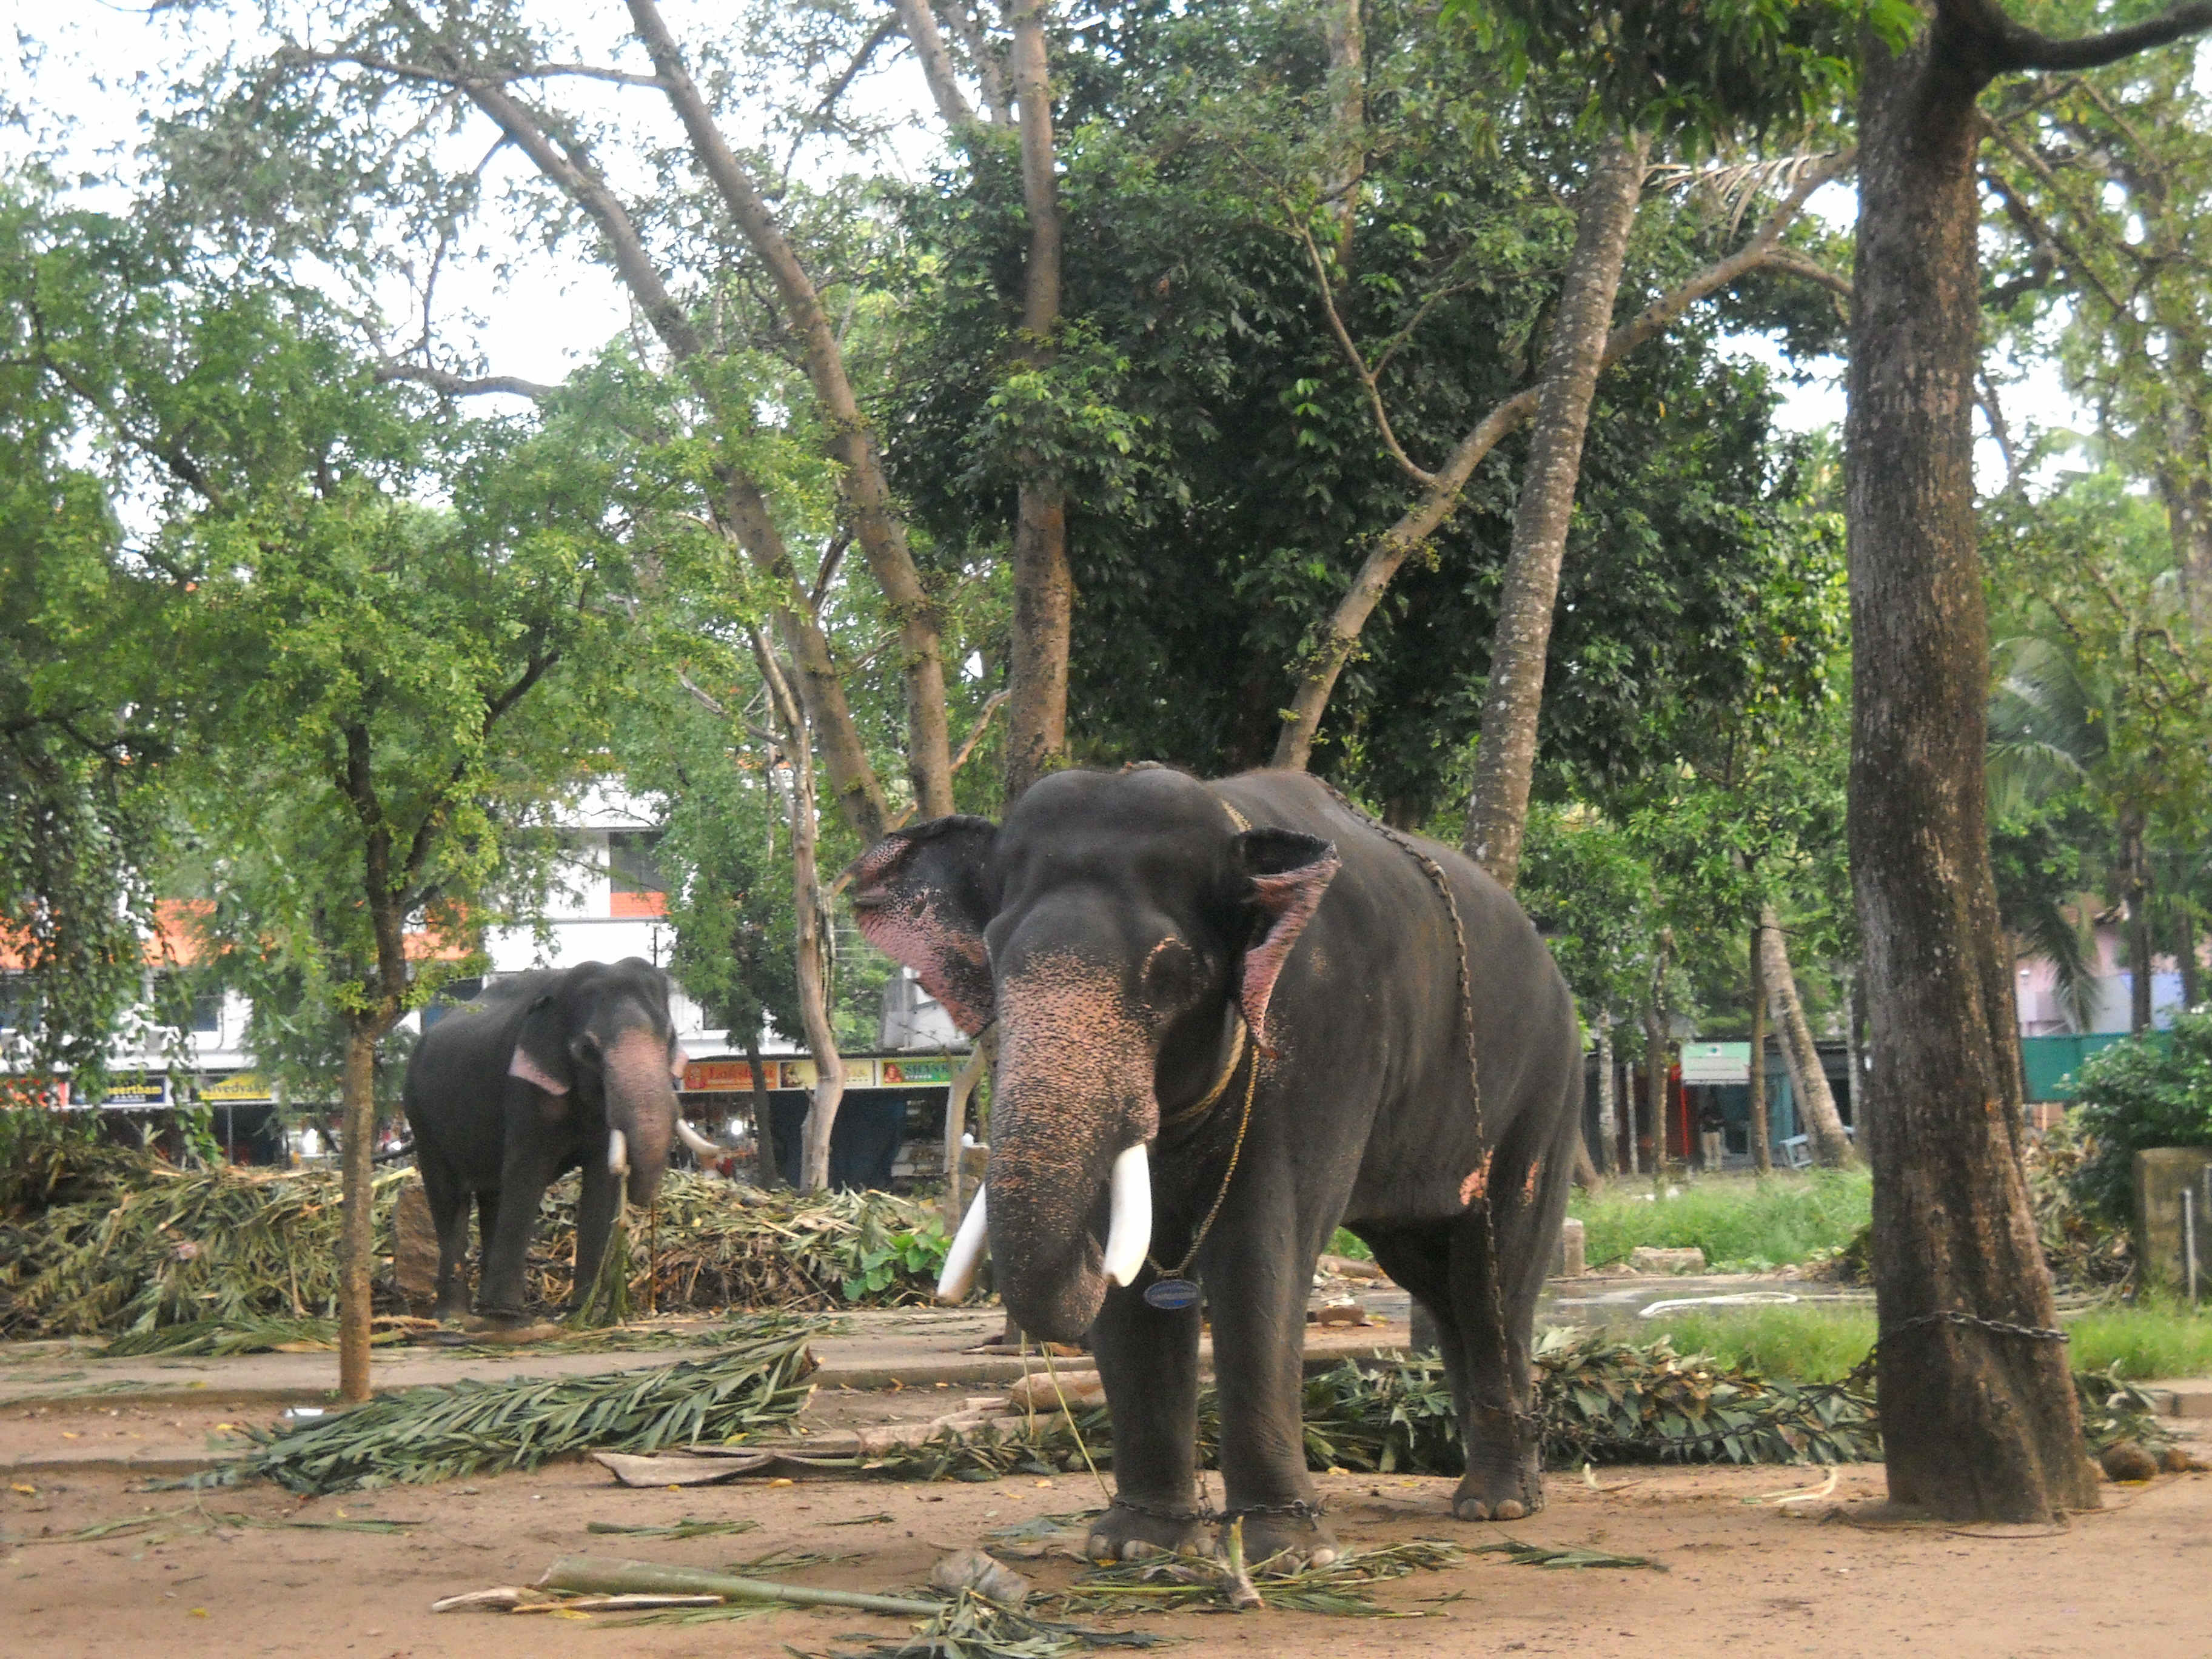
(2130, 1147, 2212, 1292)
(1629, 1245, 1706, 1275)
(392, 1179, 441, 1305)
(1551, 1217, 1587, 1278)
(2168, 1386, 2212, 1421)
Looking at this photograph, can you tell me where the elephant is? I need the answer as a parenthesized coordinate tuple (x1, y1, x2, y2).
(846, 766, 1582, 1570)
(401, 958, 719, 1322)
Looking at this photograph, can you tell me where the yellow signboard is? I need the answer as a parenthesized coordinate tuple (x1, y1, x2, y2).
(201, 1072, 275, 1104)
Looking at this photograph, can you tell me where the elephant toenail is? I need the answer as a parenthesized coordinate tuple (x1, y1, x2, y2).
(1493, 1500, 1526, 1521)
(1456, 1498, 1491, 1521)
(1310, 1547, 1339, 1567)
(1122, 1539, 1162, 1560)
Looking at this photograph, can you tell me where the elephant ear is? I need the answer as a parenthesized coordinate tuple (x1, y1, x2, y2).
(1233, 828, 1341, 1047)
(844, 815, 1000, 1036)
(507, 996, 574, 1097)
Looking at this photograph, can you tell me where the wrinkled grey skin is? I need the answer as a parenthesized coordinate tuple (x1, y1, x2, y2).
(847, 768, 1583, 1571)
(401, 959, 683, 1323)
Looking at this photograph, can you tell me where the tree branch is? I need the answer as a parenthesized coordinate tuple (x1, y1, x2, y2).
(1270, 149, 1855, 770)
(1292, 214, 1435, 488)
(1988, 1, 2212, 72)
(891, 0, 977, 130)
(950, 689, 1010, 774)
(374, 361, 558, 400)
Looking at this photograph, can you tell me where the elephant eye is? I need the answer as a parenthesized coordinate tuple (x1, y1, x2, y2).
(574, 1033, 602, 1065)
(1141, 937, 1200, 1001)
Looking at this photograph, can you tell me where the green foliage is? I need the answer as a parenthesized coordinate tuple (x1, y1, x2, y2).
(2069, 1010, 2212, 1223)
(1570, 1169, 1873, 1268)
(0, 184, 183, 1085)
(1463, 0, 1915, 142)
(888, 0, 1838, 819)
(0, 1110, 146, 1218)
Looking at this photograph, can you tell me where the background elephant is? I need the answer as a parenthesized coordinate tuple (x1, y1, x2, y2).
(848, 766, 1582, 1569)
(401, 958, 710, 1322)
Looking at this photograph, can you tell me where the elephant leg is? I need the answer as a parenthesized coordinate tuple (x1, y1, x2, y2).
(569, 1159, 622, 1310)
(1204, 1184, 1339, 1573)
(418, 1158, 473, 1319)
(1085, 1282, 1205, 1562)
(1444, 1114, 1573, 1521)
(475, 1161, 550, 1324)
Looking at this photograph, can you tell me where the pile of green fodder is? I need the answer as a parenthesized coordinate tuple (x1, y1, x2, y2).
(218, 1315, 823, 1493)
(0, 1158, 411, 1339)
(525, 1173, 951, 1313)
(0, 1109, 158, 1219)
(868, 1327, 1883, 1483)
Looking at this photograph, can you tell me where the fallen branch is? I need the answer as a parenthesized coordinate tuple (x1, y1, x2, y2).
(536, 1553, 939, 1615)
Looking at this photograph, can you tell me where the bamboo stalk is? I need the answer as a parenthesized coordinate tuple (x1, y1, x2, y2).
(536, 1555, 937, 1615)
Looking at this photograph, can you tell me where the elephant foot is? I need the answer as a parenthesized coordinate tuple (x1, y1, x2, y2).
(465, 1306, 530, 1332)
(1452, 1463, 1543, 1523)
(1086, 1496, 1210, 1563)
(1227, 1506, 1339, 1575)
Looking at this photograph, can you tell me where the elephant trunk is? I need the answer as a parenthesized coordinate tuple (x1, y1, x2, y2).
(986, 1085, 1156, 1344)
(603, 1031, 677, 1209)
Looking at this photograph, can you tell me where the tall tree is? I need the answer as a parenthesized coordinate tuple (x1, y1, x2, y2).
(999, 0, 1073, 800)
(0, 188, 182, 1092)
(1844, 0, 2212, 1521)
(1461, 130, 1648, 883)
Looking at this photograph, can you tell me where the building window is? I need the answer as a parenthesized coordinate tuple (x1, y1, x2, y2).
(189, 990, 223, 1034)
(609, 831, 669, 917)
(0, 976, 33, 1033)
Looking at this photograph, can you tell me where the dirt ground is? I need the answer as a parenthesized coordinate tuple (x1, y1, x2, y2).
(5, 1444, 2208, 1658)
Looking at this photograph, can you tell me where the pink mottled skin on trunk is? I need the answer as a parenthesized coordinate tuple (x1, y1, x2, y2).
(991, 949, 1159, 1339)
(603, 1030, 677, 1207)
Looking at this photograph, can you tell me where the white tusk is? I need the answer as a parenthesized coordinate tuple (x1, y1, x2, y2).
(936, 1184, 990, 1302)
(675, 1120, 721, 1159)
(608, 1129, 629, 1177)
(1102, 1145, 1152, 1288)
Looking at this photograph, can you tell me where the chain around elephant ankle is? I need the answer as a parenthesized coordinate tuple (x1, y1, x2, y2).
(1144, 1036, 1259, 1282)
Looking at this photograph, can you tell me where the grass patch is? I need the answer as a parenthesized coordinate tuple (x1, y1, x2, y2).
(1327, 1227, 1373, 1261)
(1626, 1298, 2212, 1384)
(1633, 1304, 1877, 1383)
(1571, 1169, 1872, 1270)
(2068, 1301, 2212, 1380)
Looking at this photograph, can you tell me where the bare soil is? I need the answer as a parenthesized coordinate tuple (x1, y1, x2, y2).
(6, 1448, 2207, 1657)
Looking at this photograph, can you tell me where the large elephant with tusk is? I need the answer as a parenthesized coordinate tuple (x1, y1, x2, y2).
(401, 959, 719, 1324)
(848, 767, 1583, 1570)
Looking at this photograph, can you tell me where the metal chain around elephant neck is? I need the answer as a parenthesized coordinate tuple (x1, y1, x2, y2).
(1142, 1025, 1259, 1307)
(1313, 782, 1543, 1498)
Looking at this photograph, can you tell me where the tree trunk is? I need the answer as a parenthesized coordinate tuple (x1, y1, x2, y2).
(2180, 903, 2201, 1011)
(942, 1033, 993, 1215)
(1000, 0, 1071, 804)
(743, 1036, 780, 1188)
(1748, 916, 1772, 1175)
(1640, 1005, 1666, 1176)
(1594, 1010, 1618, 1176)
(2119, 808, 2153, 1034)
(1463, 132, 1649, 888)
(1846, 10, 2097, 1522)
(337, 1019, 380, 1404)
(1760, 904, 1857, 1168)
(1842, 960, 1863, 1131)
(1320, 0, 1365, 258)
(628, 0, 956, 819)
